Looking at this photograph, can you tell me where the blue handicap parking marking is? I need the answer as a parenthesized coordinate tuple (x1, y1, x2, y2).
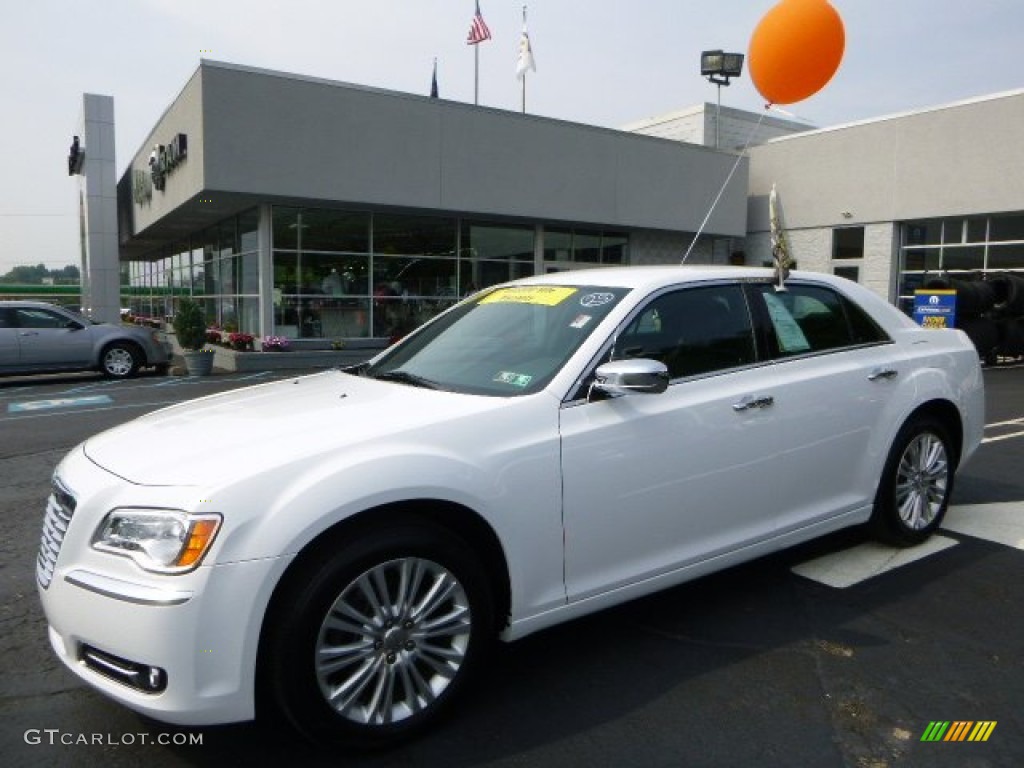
(8, 395, 114, 413)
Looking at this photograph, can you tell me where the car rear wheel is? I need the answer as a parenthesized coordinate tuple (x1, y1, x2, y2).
(262, 522, 493, 747)
(870, 416, 954, 547)
(100, 342, 141, 378)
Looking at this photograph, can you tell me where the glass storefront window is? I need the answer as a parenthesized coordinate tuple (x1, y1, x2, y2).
(573, 232, 602, 263)
(905, 220, 942, 246)
(240, 209, 259, 253)
(987, 243, 1024, 270)
(901, 249, 929, 272)
(542, 227, 627, 264)
(966, 217, 987, 243)
(219, 218, 238, 257)
(374, 213, 456, 258)
(544, 229, 573, 261)
(990, 215, 1024, 242)
(460, 221, 534, 261)
(942, 245, 984, 272)
(241, 252, 259, 294)
(602, 233, 628, 264)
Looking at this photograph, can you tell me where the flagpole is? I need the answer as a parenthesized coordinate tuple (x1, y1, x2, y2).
(474, 44, 479, 105)
(521, 5, 527, 113)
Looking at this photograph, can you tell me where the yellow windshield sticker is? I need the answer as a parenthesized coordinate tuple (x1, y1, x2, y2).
(479, 286, 578, 306)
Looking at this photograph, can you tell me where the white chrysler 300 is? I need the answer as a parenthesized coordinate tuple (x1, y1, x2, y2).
(38, 266, 984, 745)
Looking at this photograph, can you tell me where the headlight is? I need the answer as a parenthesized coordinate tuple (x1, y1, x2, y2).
(92, 509, 222, 573)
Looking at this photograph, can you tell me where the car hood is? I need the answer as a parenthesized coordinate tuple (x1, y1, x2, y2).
(83, 370, 513, 486)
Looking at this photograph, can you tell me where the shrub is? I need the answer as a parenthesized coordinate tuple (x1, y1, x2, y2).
(172, 299, 207, 351)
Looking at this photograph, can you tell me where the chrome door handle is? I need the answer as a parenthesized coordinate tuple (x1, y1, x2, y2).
(733, 395, 774, 412)
(19, 331, 39, 337)
(868, 367, 898, 381)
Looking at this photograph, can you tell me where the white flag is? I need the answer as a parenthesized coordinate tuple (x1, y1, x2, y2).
(516, 27, 536, 80)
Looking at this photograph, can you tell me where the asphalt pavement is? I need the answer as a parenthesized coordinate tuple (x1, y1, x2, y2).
(1, 364, 1022, 767)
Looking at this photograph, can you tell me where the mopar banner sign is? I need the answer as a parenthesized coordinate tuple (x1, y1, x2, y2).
(913, 289, 957, 329)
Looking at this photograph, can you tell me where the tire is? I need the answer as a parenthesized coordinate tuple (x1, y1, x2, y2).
(100, 342, 141, 378)
(869, 417, 955, 547)
(951, 278, 995, 317)
(262, 522, 494, 747)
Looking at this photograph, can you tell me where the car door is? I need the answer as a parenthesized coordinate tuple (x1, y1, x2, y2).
(744, 281, 898, 535)
(0, 308, 20, 370)
(559, 282, 785, 601)
(13, 306, 94, 368)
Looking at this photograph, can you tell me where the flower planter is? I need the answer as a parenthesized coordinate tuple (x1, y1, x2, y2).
(182, 349, 215, 376)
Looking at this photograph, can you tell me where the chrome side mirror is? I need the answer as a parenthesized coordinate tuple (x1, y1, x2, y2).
(592, 359, 669, 397)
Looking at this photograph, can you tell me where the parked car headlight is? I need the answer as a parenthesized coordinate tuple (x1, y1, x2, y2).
(92, 509, 221, 573)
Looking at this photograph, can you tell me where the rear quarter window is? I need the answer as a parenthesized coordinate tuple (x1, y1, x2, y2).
(753, 283, 889, 358)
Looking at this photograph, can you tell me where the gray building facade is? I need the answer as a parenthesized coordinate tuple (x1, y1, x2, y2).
(117, 61, 748, 342)
(744, 90, 1024, 308)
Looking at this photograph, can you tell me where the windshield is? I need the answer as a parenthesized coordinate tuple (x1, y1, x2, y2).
(365, 284, 630, 396)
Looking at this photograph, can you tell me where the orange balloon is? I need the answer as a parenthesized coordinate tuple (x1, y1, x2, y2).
(748, 0, 845, 105)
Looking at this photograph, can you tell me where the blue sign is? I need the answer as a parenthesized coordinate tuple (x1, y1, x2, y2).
(913, 290, 957, 330)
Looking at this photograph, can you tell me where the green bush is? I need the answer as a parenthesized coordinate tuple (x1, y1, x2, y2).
(172, 299, 207, 351)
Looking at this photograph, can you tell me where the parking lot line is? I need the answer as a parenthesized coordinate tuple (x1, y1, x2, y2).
(791, 501, 1024, 587)
(942, 502, 1024, 550)
(981, 429, 1024, 444)
(790, 535, 960, 588)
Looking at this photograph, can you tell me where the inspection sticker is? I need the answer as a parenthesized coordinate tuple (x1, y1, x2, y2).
(569, 314, 592, 329)
(479, 286, 577, 306)
(493, 371, 533, 388)
(580, 292, 615, 308)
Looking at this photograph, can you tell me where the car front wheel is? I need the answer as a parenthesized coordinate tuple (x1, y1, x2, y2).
(100, 342, 141, 378)
(870, 416, 955, 547)
(262, 522, 494, 747)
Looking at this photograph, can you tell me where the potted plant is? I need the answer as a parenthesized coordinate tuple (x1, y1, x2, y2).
(172, 298, 214, 376)
(229, 332, 255, 351)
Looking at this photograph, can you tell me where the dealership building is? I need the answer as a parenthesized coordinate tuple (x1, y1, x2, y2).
(71, 60, 1024, 340)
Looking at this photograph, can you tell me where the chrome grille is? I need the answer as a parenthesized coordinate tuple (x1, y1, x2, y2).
(37, 479, 77, 589)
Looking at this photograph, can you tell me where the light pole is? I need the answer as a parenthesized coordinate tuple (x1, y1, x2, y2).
(700, 50, 744, 149)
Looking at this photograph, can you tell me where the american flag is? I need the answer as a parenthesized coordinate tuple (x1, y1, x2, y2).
(467, 2, 491, 45)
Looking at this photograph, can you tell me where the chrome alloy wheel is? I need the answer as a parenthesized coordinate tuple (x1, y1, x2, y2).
(103, 347, 135, 377)
(894, 432, 949, 530)
(314, 557, 472, 726)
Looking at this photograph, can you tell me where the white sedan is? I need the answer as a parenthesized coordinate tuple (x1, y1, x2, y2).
(37, 266, 984, 746)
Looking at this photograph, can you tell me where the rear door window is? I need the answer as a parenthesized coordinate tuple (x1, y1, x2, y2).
(750, 283, 889, 358)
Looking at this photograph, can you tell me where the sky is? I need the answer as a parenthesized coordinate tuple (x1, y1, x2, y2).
(1, 0, 1022, 273)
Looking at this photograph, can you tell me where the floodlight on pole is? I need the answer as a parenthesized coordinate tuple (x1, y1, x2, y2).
(701, 50, 744, 149)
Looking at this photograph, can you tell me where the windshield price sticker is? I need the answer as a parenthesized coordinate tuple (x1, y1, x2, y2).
(479, 286, 578, 306)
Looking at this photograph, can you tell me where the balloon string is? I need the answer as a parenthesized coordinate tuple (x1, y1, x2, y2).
(681, 107, 770, 265)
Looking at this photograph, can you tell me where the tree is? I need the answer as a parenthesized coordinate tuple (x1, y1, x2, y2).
(0, 263, 81, 284)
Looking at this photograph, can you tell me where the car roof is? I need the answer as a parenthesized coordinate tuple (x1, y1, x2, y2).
(511, 265, 833, 292)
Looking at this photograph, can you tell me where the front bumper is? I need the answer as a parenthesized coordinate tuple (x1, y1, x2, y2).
(37, 447, 293, 726)
(39, 554, 286, 725)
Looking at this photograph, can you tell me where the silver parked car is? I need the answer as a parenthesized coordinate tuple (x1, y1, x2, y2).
(0, 301, 171, 378)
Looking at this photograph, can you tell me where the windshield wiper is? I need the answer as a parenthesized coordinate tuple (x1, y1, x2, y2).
(371, 370, 440, 389)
